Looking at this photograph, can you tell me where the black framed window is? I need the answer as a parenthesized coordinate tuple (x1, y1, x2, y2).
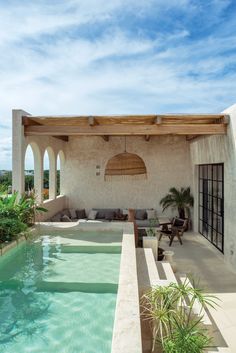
(198, 164, 224, 253)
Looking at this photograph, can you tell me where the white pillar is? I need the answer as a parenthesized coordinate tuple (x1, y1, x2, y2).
(12, 109, 29, 195)
(49, 152, 56, 199)
(34, 148, 43, 204)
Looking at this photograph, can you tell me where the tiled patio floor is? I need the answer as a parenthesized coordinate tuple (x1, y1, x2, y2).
(158, 232, 236, 352)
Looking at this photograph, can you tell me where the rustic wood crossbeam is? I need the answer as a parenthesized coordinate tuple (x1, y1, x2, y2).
(22, 114, 228, 138)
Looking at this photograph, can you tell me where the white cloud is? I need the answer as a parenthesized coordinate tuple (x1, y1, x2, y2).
(0, 0, 236, 169)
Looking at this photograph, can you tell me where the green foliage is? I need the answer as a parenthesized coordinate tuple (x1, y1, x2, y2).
(0, 218, 27, 243)
(146, 218, 159, 237)
(0, 171, 12, 190)
(0, 191, 47, 226)
(160, 187, 194, 219)
(141, 278, 218, 353)
(163, 321, 210, 353)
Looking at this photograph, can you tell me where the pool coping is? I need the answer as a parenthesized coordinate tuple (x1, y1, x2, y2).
(34, 221, 142, 353)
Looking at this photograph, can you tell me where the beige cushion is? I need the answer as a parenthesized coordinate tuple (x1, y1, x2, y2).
(122, 209, 129, 216)
(147, 209, 157, 219)
(88, 210, 97, 220)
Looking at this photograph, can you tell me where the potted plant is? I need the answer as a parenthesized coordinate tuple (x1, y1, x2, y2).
(160, 187, 194, 228)
(141, 278, 218, 353)
(143, 218, 159, 260)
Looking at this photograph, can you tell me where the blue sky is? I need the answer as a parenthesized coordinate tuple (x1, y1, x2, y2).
(1, 0, 236, 169)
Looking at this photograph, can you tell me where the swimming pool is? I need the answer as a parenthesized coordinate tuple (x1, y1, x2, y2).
(0, 228, 122, 353)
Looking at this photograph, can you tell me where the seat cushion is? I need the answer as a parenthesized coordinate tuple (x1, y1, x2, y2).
(92, 208, 120, 219)
(76, 209, 87, 219)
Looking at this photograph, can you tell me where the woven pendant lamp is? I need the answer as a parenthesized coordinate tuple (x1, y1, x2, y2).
(104, 138, 147, 181)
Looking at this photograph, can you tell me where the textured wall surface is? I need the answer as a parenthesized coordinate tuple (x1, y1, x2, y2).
(190, 104, 236, 271)
(36, 195, 68, 221)
(63, 135, 192, 217)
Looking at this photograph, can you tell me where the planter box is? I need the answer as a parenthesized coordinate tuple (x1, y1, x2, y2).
(143, 236, 158, 261)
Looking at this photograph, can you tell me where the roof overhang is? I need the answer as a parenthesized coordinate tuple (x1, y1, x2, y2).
(22, 114, 229, 142)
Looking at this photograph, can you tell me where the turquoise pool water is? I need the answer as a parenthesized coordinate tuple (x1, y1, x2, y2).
(0, 229, 122, 353)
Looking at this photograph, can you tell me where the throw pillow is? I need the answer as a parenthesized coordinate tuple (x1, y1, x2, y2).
(88, 210, 97, 220)
(122, 209, 129, 216)
(76, 209, 86, 219)
(135, 209, 147, 220)
(147, 209, 157, 220)
(61, 215, 72, 222)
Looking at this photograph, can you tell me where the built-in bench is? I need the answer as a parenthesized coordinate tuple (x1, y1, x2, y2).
(48, 208, 160, 228)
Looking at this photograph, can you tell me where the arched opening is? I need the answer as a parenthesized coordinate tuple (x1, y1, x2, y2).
(24, 145, 34, 193)
(43, 149, 50, 200)
(57, 150, 65, 196)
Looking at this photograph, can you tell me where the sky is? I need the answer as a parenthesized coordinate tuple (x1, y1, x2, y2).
(1, 0, 236, 169)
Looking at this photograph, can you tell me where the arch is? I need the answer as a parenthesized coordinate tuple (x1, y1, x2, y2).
(43, 146, 56, 200)
(24, 145, 34, 192)
(57, 150, 65, 196)
(24, 142, 41, 195)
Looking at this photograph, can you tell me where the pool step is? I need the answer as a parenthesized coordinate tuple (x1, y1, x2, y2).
(0, 279, 118, 294)
(41, 244, 122, 254)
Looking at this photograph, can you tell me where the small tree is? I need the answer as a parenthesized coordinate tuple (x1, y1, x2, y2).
(160, 187, 193, 219)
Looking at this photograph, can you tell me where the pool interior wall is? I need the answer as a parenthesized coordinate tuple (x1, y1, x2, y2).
(0, 228, 122, 353)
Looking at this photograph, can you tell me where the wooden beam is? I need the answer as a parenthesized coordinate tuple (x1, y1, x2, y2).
(25, 124, 227, 136)
(88, 116, 95, 126)
(22, 117, 41, 126)
(155, 116, 162, 124)
(145, 135, 150, 141)
(101, 135, 109, 142)
(53, 136, 69, 142)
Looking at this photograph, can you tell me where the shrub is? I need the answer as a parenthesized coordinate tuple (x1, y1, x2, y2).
(141, 279, 218, 353)
(0, 191, 47, 225)
(0, 218, 27, 243)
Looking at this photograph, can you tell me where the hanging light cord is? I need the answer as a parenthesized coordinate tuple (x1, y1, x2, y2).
(124, 136, 127, 153)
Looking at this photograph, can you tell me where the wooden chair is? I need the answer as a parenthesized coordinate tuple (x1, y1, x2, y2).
(159, 218, 188, 246)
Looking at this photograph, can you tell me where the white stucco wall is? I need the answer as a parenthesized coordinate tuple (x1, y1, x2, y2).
(63, 135, 192, 217)
(190, 104, 236, 270)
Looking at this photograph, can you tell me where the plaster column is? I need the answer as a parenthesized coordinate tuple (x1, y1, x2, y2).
(49, 151, 57, 199)
(34, 148, 43, 204)
(12, 109, 29, 195)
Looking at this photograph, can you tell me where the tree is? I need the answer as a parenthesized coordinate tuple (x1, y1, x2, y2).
(160, 187, 194, 219)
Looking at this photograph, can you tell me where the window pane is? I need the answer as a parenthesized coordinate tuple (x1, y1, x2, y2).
(213, 165, 217, 180)
(208, 165, 212, 179)
(218, 165, 223, 181)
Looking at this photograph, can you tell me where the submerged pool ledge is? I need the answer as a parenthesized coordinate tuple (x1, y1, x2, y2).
(36, 221, 142, 353)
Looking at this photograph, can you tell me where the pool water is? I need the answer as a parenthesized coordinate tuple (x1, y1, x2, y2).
(0, 229, 122, 353)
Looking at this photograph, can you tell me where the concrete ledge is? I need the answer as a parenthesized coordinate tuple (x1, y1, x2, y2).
(0, 234, 26, 256)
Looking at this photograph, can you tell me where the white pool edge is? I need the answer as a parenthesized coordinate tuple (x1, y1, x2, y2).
(34, 221, 142, 353)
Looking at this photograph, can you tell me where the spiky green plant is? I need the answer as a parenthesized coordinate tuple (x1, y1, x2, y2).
(141, 278, 219, 353)
(160, 187, 194, 219)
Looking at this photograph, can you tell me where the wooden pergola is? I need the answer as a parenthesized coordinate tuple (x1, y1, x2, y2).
(23, 114, 229, 142)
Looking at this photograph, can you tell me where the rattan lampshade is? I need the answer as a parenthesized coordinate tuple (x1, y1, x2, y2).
(104, 152, 147, 180)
